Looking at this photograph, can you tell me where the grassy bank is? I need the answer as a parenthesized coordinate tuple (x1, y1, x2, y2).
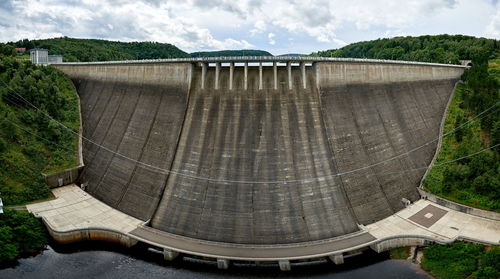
(422, 242, 499, 279)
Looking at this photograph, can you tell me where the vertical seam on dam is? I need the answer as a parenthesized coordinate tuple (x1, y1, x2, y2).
(150, 68, 196, 222)
(316, 82, 359, 225)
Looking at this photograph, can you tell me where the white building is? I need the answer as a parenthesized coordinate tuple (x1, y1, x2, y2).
(48, 55, 63, 64)
(30, 48, 49, 65)
(30, 49, 64, 65)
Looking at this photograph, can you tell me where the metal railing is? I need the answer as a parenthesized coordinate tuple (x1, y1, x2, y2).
(55, 56, 467, 68)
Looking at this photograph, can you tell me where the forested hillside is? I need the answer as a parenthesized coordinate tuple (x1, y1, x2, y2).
(11, 37, 190, 62)
(191, 49, 272, 57)
(422, 53, 499, 210)
(311, 35, 498, 64)
(0, 44, 79, 205)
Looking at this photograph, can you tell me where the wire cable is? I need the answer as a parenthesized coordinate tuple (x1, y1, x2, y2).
(1, 77, 499, 184)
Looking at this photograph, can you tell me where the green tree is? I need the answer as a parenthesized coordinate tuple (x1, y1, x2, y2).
(0, 209, 48, 263)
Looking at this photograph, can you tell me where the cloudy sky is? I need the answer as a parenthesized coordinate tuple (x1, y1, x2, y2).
(0, 0, 498, 54)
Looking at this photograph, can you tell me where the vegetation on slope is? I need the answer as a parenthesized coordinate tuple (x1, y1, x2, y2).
(10, 37, 190, 62)
(389, 247, 410, 259)
(310, 34, 498, 64)
(0, 44, 80, 205)
(0, 209, 48, 263)
(422, 242, 499, 279)
(191, 49, 272, 57)
(422, 53, 499, 211)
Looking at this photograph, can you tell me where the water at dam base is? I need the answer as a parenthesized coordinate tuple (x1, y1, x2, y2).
(0, 242, 431, 279)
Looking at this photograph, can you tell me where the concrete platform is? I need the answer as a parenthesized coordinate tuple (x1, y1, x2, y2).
(367, 200, 500, 245)
(27, 185, 142, 246)
(27, 185, 499, 263)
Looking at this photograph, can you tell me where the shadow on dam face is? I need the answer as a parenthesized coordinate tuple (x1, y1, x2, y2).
(56, 61, 463, 245)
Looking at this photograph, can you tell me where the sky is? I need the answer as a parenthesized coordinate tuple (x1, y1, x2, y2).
(0, 0, 498, 55)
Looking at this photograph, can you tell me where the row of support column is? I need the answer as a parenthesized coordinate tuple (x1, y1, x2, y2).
(199, 61, 308, 90)
(163, 248, 344, 271)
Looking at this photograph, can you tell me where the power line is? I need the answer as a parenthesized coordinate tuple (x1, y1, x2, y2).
(1, 77, 499, 184)
(2, 107, 498, 185)
(367, 143, 500, 177)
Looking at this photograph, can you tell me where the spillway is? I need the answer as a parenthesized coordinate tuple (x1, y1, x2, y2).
(55, 58, 464, 245)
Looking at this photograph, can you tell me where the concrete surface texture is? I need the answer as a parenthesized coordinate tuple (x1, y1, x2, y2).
(55, 60, 463, 245)
(26, 185, 142, 235)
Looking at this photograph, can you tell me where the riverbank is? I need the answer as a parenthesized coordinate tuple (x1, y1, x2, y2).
(421, 242, 499, 279)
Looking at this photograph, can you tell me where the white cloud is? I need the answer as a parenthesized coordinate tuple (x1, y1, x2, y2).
(250, 20, 266, 36)
(0, 0, 498, 54)
(0, 0, 253, 51)
(268, 32, 276, 45)
(485, 10, 500, 38)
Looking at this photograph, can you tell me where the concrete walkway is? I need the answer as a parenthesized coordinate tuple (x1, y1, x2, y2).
(27, 185, 499, 262)
(366, 200, 500, 245)
(27, 185, 142, 234)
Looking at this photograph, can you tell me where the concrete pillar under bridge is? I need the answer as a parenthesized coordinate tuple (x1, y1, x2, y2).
(300, 62, 306, 89)
(229, 62, 234, 90)
(217, 258, 230, 270)
(259, 62, 263, 90)
(201, 62, 207, 89)
(273, 62, 278, 90)
(287, 61, 292, 90)
(163, 248, 180, 261)
(329, 253, 344, 265)
(215, 62, 221, 90)
(244, 62, 248, 90)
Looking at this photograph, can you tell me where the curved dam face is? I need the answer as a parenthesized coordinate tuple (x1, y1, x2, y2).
(55, 60, 463, 245)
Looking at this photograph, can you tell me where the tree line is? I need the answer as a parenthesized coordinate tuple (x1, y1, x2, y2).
(310, 34, 498, 64)
(10, 37, 190, 62)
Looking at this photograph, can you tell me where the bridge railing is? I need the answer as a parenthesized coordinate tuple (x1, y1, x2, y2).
(54, 56, 467, 68)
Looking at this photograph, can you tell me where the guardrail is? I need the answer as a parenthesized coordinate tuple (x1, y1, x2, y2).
(54, 56, 467, 68)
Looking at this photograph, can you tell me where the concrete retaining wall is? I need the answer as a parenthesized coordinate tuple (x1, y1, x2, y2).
(43, 166, 84, 188)
(43, 219, 137, 247)
(418, 189, 500, 221)
(55, 63, 192, 87)
(370, 237, 428, 253)
(316, 62, 464, 86)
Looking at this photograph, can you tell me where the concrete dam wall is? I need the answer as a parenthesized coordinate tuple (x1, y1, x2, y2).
(55, 59, 464, 245)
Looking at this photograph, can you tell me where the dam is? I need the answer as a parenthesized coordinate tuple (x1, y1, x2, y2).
(28, 57, 500, 270)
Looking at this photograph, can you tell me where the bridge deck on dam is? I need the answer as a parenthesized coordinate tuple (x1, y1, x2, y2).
(53, 58, 467, 246)
(27, 185, 500, 262)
